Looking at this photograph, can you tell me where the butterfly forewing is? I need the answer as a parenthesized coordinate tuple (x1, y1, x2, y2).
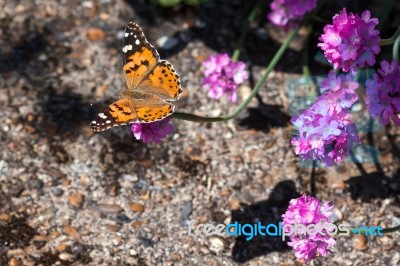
(122, 22, 159, 90)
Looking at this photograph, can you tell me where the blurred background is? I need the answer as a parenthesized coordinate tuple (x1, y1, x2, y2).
(0, 0, 399, 265)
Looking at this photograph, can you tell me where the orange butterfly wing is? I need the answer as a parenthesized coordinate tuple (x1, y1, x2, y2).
(89, 98, 174, 132)
(142, 60, 183, 101)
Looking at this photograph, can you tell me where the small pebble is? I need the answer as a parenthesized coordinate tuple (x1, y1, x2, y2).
(208, 237, 225, 254)
(99, 12, 110, 20)
(105, 224, 121, 232)
(129, 249, 137, 256)
(0, 213, 10, 222)
(112, 236, 122, 246)
(331, 208, 343, 222)
(220, 188, 231, 197)
(168, 252, 182, 262)
(26, 114, 36, 122)
(157, 36, 179, 50)
(390, 252, 400, 266)
(131, 221, 143, 229)
(108, 185, 118, 197)
(379, 236, 394, 250)
(352, 235, 368, 251)
(122, 174, 138, 182)
(129, 203, 145, 213)
(98, 203, 123, 214)
(68, 192, 85, 208)
(8, 258, 20, 266)
(63, 226, 80, 240)
(86, 28, 106, 41)
(229, 198, 241, 210)
(138, 160, 153, 168)
(55, 243, 68, 252)
(59, 252, 74, 261)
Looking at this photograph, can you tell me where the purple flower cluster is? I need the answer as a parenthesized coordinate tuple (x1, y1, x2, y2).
(318, 8, 381, 74)
(320, 71, 359, 109)
(202, 53, 248, 102)
(291, 96, 360, 166)
(131, 118, 174, 144)
(282, 194, 336, 264)
(366, 60, 400, 126)
(267, 0, 317, 29)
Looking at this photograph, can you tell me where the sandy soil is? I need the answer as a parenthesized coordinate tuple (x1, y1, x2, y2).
(0, 0, 399, 265)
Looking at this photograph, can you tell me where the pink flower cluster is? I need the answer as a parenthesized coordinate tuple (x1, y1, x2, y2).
(291, 95, 360, 166)
(202, 53, 248, 102)
(320, 71, 359, 109)
(282, 194, 336, 264)
(318, 8, 381, 74)
(366, 60, 400, 126)
(131, 118, 174, 144)
(268, 0, 317, 29)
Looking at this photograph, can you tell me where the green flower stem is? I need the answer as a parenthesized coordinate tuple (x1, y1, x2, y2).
(393, 34, 399, 62)
(381, 224, 400, 233)
(173, 0, 327, 123)
(380, 26, 400, 46)
(231, 0, 264, 62)
(302, 24, 314, 96)
(311, 15, 329, 24)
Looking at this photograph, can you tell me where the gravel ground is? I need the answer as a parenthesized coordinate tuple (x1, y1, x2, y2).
(0, 0, 399, 265)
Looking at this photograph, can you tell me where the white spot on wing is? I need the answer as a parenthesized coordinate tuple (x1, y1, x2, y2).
(98, 113, 107, 119)
(135, 39, 140, 45)
(122, 45, 133, 53)
(124, 32, 129, 37)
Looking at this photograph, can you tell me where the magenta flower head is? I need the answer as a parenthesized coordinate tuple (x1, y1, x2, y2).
(320, 71, 359, 109)
(366, 60, 400, 126)
(282, 194, 335, 264)
(131, 117, 174, 144)
(202, 53, 248, 102)
(268, 0, 317, 29)
(318, 8, 381, 74)
(291, 96, 360, 166)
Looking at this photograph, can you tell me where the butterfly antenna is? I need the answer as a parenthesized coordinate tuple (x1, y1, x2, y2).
(103, 67, 121, 98)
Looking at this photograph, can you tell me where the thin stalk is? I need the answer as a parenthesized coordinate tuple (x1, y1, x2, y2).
(310, 159, 317, 196)
(393, 35, 399, 62)
(302, 24, 314, 96)
(380, 26, 400, 46)
(231, 0, 263, 61)
(381, 224, 400, 234)
(311, 15, 329, 24)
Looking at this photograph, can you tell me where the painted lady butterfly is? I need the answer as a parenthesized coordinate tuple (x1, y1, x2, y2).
(90, 22, 183, 132)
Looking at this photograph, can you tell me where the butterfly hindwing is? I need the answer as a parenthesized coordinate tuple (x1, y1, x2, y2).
(142, 60, 183, 101)
(135, 103, 175, 123)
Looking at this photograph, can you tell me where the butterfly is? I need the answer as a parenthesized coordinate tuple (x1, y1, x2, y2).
(90, 22, 183, 132)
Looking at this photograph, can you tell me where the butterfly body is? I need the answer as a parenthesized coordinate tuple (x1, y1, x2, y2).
(90, 22, 182, 132)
